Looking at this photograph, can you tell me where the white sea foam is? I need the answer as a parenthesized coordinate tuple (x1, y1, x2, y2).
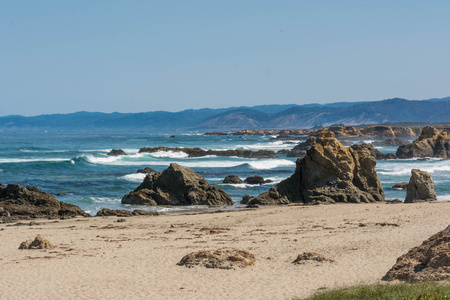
(149, 151, 189, 158)
(0, 158, 71, 163)
(437, 194, 450, 201)
(121, 173, 147, 182)
(248, 159, 295, 170)
(377, 160, 450, 176)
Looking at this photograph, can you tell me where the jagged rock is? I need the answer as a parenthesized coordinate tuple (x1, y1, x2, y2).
(19, 235, 54, 249)
(372, 138, 410, 147)
(287, 129, 335, 158)
(359, 126, 417, 140)
(328, 126, 362, 139)
(396, 126, 450, 159)
(139, 146, 277, 159)
(244, 176, 266, 185)
(122, 163, 233, 206)
(0, 184, 89, 222)
(405, 169, 437, 203)
(292, 252, 336, 264)
(382, 225, 450, 281)
(96, 208, 161, 217)
(136, 167, 156, 174)
(223, 175, 243, 184)
(177, 249, 256, 269)
(350, 143, 396, 160)
(240, 195, 254, 205)
(107, 149, 127, 156)
(251, 132, 385, 205)
(392, 182, 409, 190)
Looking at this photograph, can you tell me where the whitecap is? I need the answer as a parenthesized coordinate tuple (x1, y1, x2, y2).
(149, 151, 189, 158)
(121, 173, 147, 182)
(0, 158, 71, 164)
(247, 159, 295, 170)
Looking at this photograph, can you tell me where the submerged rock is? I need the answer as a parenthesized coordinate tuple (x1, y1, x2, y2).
(382, 225, 450, 281)
(0, 184, 89, 222)
(244, 175, 266, 185)
(122, 163, 233, 206)
(136, 167, 156, 174)
(405, 169, 437, 203)
(107, 149, 127, 156)
(250, 132, 385, 205)
(177, 248, 256, 269)
(396, 126, 450, 159)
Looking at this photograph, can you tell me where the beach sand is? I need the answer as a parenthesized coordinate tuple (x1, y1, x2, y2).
(1, 201, 449, 300)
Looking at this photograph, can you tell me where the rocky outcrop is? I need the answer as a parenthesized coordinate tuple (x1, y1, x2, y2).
(396, 126, 450, 158)
(286, 129, 335, 158)
(178, 249, 256, 269)
(244, 176, 272, 185)
(249, 133, 385, 205)
(382, 225, 450, 281)
(350, 143, 396, 160)
(405, 169, 437, 203)
(136, 167, 156, 174)
(96, 208, 161, 217)
(107, 149, 127, 156)
(223, 175, 243, 184)
(372, 138, 410, 147)
(360, 126, 417, 140)
(19, 235, 54, 250)
(328, 126, 362, 139)
(139, 147, 277, 159)
(122, 163, 233, 206)
(0, 184, 89, 222)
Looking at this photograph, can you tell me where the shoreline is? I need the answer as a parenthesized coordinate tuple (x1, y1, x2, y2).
(1, 201, 449, 299)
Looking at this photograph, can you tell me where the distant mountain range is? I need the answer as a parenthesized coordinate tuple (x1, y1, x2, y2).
(1, 97, 450, 132)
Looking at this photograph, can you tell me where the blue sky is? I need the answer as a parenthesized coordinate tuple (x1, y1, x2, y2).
(1, 1, 449, 116)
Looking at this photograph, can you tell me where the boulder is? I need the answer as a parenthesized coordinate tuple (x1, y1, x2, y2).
(0, 184, 89, 222)
(177, 249, 256, 269)
(19, 235, 55, 250)
(292, 252, 336, 264)
(122, 163, 233, 206)
(287, 129, 335, 158)
(96, 208, 161, 217)
(350, 143, 396, 160)
(240, 195, 254, 205)
(223, 175, 243, 184)
(250, 133, 385, 205)
(382, 225, 450, 281)
(405, 169, 437, 203)
(244, 175, 266, 185)
(396, 126, 450, 159)
(107, 149, 127, 156)
(136, 167, 156, 174)
(372, 138, 410, 147)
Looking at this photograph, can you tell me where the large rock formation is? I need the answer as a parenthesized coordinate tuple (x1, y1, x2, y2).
(139, 147, 277, 159)
(396, 126, 450, 159)
(328, 126, 362, 139)
(287, 129, 335, 158)
(350, 143, 396, 160)
(0, 184, 88, 222)
(360, 126, 417, 140)
(405, 169, 437, 203)
(248, 133, 385, 205)
(372, 138, 410, 147)
(382, 225, 450, 281)
(122, 163, 233, 206)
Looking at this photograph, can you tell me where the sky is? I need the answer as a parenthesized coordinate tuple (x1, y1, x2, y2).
(1, 1, 449, 116)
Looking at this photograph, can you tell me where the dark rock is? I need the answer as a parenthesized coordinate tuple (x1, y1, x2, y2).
(170, 135, 176, 138)
(240, 195, 254, 205)
(252, 133, 385, 205)
(136, 167, 156, 174)
(117, 219, 126, 222)
(244, 175, 266, 185)
(350, 143, 396, 160)
(122, 163, 233, 206)
(245, 204, 259, 209)
(107, 149, 127, 156)
(405, 169, 437, 203)
(0, 184, 89, 222)
(276, 149, 290, 155)
(19, 235, 54, 250)
(292, 252, 336, 264)
(223, 175, 243, 184)
(287, 129, 334, 158)
(382, 225, 450, 281)
(177, 248, 256, 269)
(54, 192, 67, 196)
(396, 126, 450, 159)
(386, 199, 403, 204)
(96, 208, 161, 217)
(372, 138, 410, 147)
(392, 182, 409, 190)
(139, 147, 277, 159)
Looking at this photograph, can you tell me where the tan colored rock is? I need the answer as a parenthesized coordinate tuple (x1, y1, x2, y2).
(382, 225, 450, 281)
(19, 235, 54, 250)
(292, 252, 336, 264)
(178, 249, 256, 269)
(396, 126, 450, 158)
(405, 169, 437, 203)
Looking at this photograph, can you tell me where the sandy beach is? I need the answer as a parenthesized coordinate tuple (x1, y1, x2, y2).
(1, 201, 449, 300)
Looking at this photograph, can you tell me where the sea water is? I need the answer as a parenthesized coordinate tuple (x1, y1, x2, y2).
(0, 131, 448, 215)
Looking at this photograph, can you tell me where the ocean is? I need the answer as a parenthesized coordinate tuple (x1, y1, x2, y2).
(0, 131, 449, 215)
